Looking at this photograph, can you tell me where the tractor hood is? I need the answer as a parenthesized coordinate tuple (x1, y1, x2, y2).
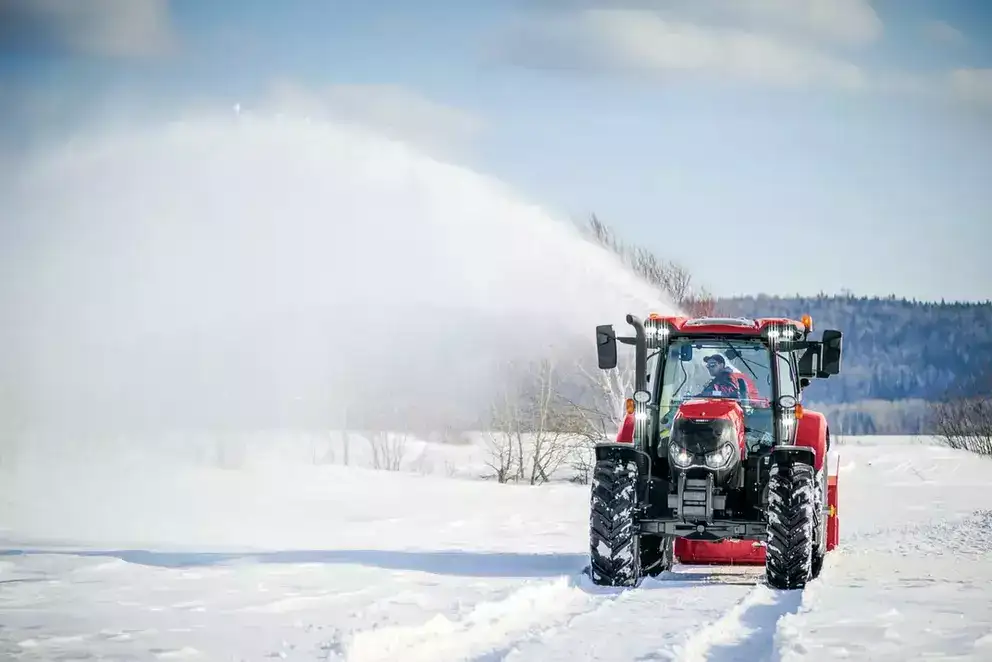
(671, 399, 746, 455)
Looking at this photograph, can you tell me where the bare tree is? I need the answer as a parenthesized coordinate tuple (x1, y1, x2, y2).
(583, 213, 624, 255)
(368, 431, 408, 471)
(483, 358, 587, 485)
(484, 387, 523, 483)
(583, 214, 713, 309)
(629, 247, 693, 305)
(523, 358, 581, 485)
(684, 289, 717, 317)
(556, 353, 635, 484)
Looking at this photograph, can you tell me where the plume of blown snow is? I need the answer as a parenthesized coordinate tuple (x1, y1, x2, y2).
(0, 108, 677, 445)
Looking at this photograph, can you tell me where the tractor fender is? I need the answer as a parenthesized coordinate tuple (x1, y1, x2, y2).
(770, 444, 816, 468)
(594, 441, 644, 466)
(795, 410, 828, 471)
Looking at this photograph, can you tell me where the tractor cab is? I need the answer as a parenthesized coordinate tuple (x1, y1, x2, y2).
(602, 315, 838, 458)
(650, 337, 782, 460)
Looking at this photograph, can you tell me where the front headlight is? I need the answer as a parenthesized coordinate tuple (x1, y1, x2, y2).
(670, 444, 693, 468)
(705, 442, 737, 469)
(777, 414, 797, 445)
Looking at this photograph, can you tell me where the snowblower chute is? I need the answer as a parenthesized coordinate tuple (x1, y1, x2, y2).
(588, 314, 843, 589)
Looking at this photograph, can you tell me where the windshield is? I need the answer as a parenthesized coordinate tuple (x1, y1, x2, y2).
(655, 338, 774, 408)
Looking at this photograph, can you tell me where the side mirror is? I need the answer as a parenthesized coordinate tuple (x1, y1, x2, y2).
(799, 377, 811, 390)
(679, 344, 693, 362)
(820, 329, 842, 376)
(797, 345, 820, 378)
(596, 324, 618, 370)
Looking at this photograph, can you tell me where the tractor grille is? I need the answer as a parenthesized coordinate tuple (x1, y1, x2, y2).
(672, 418, 733, 455)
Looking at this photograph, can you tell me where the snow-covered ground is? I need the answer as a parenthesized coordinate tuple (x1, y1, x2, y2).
(1, 434, 990, 661)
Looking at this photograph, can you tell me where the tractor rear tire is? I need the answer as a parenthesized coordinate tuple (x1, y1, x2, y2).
(589, 458, 640, 587)
(810, 468, 828, 579)
(765, 459, 817, 590)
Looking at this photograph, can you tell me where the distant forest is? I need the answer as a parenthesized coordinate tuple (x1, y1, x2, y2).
(713, 294, 992, 435)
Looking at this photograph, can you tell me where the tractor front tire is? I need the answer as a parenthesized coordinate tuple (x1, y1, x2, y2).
(589, 458, 641, 587)
(765, 459, 817, 590)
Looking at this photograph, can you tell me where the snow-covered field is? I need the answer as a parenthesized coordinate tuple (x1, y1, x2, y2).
(1, 433, 990, 661)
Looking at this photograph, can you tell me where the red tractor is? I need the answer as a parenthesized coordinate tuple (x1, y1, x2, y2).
(590, 314, 843, 590)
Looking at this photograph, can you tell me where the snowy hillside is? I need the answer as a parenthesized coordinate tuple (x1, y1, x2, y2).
(1, 434, 990, 661)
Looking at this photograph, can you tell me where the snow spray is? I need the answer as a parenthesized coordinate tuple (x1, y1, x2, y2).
(0, 109, 675, 441)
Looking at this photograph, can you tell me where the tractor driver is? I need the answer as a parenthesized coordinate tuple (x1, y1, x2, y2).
(697, 354, 743, 399)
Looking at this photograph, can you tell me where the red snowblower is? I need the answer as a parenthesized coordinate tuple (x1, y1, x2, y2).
(589, 314, 843, 590)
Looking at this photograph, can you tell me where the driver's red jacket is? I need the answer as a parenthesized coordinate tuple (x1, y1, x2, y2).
(706, 367, 765, 404)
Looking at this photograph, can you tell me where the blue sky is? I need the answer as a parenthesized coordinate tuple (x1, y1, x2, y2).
(1, 0, 990, 302)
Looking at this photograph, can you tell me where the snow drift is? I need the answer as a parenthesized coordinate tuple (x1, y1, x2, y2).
(2, 436, 991, 661)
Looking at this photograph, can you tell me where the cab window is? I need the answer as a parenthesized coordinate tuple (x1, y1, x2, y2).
(776, 351, 798, 398)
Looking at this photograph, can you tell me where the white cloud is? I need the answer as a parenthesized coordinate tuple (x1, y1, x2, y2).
(527, 0, 882, 45)
(498, 4, 992, 112)
(264, 81, 485, 158)
(665, 0, 882, 45)
(948, 69, 992, 108)
(7, 0, 176, 57)
(510, 9, 868, 90)
(871, 68, 992, 111)
(923, 20, 966, 46)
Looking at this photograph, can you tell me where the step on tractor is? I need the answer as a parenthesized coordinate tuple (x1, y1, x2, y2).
(589, 314, 843, 590)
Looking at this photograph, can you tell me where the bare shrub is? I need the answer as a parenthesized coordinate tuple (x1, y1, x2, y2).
(564, 434, 596, 484)
(930, 362, 992, 456)
(932, 397, 992, 456)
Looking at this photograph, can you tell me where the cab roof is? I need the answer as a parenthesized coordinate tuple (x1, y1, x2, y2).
(646, 314, 808, 337)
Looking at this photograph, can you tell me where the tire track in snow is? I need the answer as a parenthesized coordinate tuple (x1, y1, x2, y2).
(339, 573, 625, 662)
(666, 584, 804, 662)
(493, 565, 765, 662)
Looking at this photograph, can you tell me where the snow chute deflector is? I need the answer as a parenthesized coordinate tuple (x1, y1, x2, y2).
(589, 314, 843, 590)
